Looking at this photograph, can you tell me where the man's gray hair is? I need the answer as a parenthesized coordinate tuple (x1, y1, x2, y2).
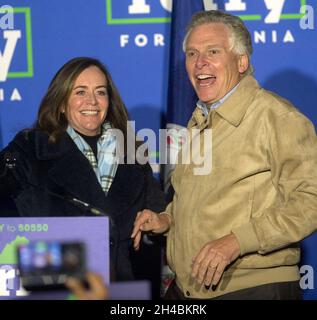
(183, 10, 254, 75)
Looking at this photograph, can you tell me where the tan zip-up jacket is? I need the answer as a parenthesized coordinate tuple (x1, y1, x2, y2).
(165, 75, 317, 298)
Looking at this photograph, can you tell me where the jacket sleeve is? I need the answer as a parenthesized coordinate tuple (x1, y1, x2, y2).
(233, 111, 317, 255)
(160, 161, 188, 224)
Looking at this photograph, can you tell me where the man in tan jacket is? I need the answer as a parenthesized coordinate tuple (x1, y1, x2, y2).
(132, 10, 317, 299)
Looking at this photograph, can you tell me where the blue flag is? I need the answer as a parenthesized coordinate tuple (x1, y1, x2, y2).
(163, 0, 205, 193)
(166, 0, 205, 127)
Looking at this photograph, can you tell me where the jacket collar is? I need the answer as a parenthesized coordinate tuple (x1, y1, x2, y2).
(32, 130, 145, 217)
(34, 131, 74, 160)
(190, 75, 260, 128)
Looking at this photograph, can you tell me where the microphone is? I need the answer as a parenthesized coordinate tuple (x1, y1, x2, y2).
(3, 151, 119, 280)
(69, 197, 107, 216)
(2, 151, 118, 247)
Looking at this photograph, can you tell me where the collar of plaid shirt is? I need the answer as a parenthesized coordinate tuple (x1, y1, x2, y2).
(67, 122, 118, 194)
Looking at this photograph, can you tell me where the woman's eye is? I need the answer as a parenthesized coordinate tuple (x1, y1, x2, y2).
(96, 90, 107, 96)
(75, 90, 85, 96)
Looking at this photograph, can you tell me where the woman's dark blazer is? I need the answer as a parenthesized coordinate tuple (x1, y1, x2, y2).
(0, 130, 166, 282)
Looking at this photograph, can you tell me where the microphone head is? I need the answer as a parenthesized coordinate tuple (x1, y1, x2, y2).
(90, 207, 106, 216)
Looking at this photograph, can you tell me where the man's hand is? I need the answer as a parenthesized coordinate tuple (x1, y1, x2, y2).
(191, 233, 240, 287)
(131, 209, 171, 250)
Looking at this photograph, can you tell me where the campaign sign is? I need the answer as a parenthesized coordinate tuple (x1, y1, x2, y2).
(0, 217, 109, 299)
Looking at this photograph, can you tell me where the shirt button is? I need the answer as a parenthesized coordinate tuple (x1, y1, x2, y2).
(186, 291, 190, 297)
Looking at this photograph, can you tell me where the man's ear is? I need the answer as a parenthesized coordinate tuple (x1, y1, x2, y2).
(238, 54, 249, 74)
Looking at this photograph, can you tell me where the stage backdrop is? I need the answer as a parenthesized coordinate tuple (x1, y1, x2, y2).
(1, 0, 316, 299)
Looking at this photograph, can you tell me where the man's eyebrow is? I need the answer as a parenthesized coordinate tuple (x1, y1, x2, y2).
(185, 47, 198, 51)
(206, 44, 223, 48)
(185, 44, 223, 50)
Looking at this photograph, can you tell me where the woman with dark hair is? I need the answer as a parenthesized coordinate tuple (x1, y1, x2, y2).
(0, 57, 166, 287)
